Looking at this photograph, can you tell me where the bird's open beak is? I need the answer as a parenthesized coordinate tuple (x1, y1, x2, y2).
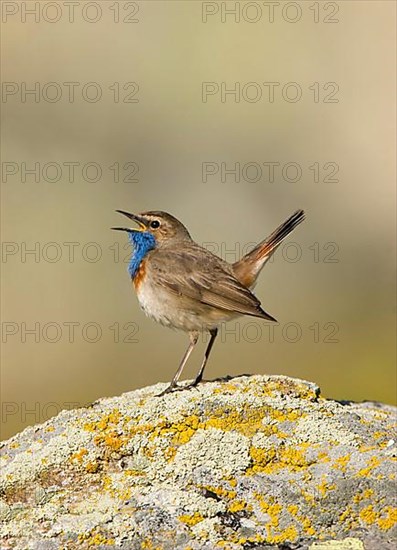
(111, 210, 148, 232)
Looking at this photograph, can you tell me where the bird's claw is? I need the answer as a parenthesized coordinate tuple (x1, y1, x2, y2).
(156, 379, 203, 397)
(156, 385, 178, 397)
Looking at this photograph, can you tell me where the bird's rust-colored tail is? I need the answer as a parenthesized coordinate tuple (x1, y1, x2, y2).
(233, 209, 305, 288)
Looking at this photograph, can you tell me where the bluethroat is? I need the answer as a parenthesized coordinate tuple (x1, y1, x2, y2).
(113, 209, 305, 395)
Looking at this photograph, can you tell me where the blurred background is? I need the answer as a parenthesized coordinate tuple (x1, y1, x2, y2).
(1, 1, 396, 440)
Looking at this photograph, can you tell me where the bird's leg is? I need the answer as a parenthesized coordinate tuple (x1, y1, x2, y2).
(189, 328, 218, 388)
(157, 331, 199, 396)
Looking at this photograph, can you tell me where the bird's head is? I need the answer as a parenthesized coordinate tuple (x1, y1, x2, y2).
(112, 210, 191, 247)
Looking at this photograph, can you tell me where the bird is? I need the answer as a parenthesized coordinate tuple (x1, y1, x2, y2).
(112, 208, 305, 395)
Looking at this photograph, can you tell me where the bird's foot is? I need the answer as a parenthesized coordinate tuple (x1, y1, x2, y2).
(156, 378, 203, 396)
(156, 383, 193, 397)
(182, 377, 203, 391)
(156, 384, 178, 397)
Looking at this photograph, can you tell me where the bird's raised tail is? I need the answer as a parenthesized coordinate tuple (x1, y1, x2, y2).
(233, 209, 305, 288)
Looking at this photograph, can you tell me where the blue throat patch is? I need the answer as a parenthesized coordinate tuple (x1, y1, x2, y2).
(127, 231, 156, 278)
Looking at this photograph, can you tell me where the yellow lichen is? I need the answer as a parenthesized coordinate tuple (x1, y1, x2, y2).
(141, 538, 161, 549)
(203, 407, 267, 437)
(257, 499, 282, 529)
(152, 404, 304, 451)
(179, 512, 204, 526)
(258, 498, 299, 545)
(377, 506, 397, 530)
(85, 461, 100, 473)
(70, 448, 88, 463)
(288, 504, 315, 535)
(356, 456, 381, 477)
(317, 476, 336, 497)
(340, 506, 354, 523)
(248, 444, 311, 474)
(78, 531, 115, 546)
(266, 525, 299, 545)
(83, 409, 128, 454)
(228, 499, 248, 513)
(217, 533, 267, 547)
(256, 378, 318, 401)
(202, 484, 236, 500)
(360, 505, 378, 525)
(339, 506, 360, 531)
(171, 415, 200, 445)
(302, 519, 315, 536)
(84, 410, 121, 432)
(359, 505, 397, 531)
(353, 489, 374, 503)
(237, 533, 267, 545)
(333, 454, 351, 472)
(300, 488, 316, 505)
(83, 401, 306, 469)
(228, 477, 237, 487)
(213, 383, 239, 394)
(359, 445, 378, 452)
(317, 451, 330, 463)
(268, 408, 301, 422)
(373, 431, 385, 439)
(102, 475, 131, 501)
(124, 469, 145, 477)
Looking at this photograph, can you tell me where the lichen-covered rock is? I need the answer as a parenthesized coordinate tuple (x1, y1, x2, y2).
(0, 375, 396, 549)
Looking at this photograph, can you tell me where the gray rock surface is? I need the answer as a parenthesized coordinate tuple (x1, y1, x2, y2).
(1, 375, 396, 549)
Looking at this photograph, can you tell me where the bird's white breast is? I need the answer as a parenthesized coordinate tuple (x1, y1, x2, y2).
(135, 277, 176, 328)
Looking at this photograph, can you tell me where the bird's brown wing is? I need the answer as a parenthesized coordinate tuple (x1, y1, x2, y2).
(147, 247, 276, 321)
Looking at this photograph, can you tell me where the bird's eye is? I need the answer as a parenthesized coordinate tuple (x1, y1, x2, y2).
(150, 220, 160, 229)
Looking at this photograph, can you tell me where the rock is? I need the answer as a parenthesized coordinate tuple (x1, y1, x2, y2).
(0, 374, 396, 549)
